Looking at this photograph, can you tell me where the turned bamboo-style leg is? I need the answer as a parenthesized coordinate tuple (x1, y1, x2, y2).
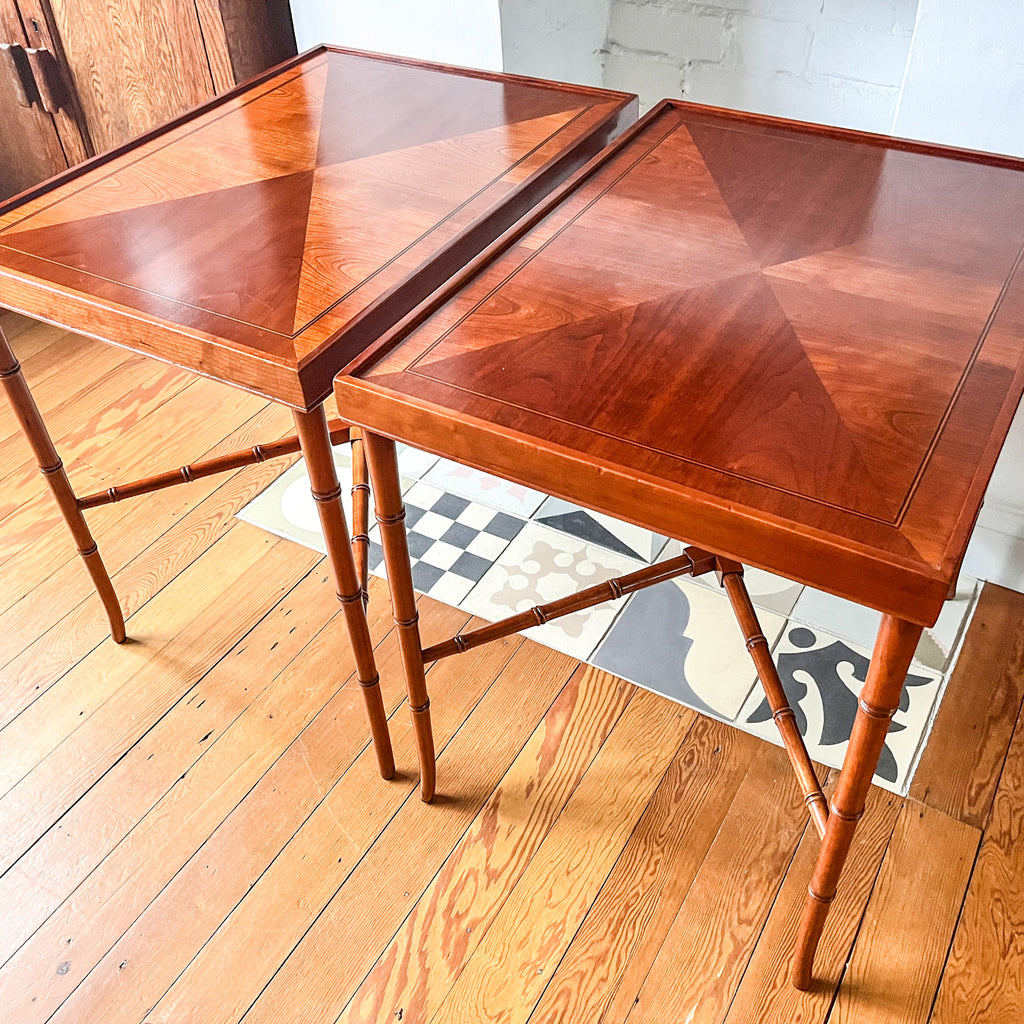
(791, 614, 923, 989)
(718, 561, 830, 838)
(292, 407, 395, 780)
(362, 431, 436, 802)
(349, 427, 371, 605)
(0, 321, 126, 642)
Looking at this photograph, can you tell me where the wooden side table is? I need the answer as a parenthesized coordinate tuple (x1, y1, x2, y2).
(0, 46, 636, 783)
(333, 100, 1024, 987)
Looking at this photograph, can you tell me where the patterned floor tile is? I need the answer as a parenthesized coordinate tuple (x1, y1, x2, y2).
(422, 459, 547, 517)
(368, 481, 526, 606)
(237, 450, 970, 796)
(591, 576, 785, 719)
(460, 521, 645, 660)
(237, 445, 439, 555)
(736, 623, 944, 794)
(236, 453, 351, 554)
(660, 539, 804, 616)
(395, 443, 439, 481)
(533, 496, 667, 562)
(790, 575, 979, 673)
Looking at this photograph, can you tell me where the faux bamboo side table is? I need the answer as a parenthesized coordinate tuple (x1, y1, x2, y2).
(333, 100, 1024, 987)
(0, 46, 636, 783)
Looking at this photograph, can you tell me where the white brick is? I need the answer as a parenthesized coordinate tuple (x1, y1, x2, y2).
(685, 64, 900, 132)
(675, 0, 827, 22)
(727, 15, 813, 74)
(603, 50, 685, 110)
(608, 5, 726, 62)
(808, 21, 913, 85)
(821, 0, 919, 35)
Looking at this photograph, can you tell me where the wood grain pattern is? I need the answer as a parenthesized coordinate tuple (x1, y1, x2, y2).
(0, 528, 294, 873)
(0, 407, 293, 702)
(0, 48, 636, 408)
(829, 804, 978, 1024)
(45, 0, 216, 155)
(2, 573, 403, 1024)
(164, 659, 620, 1024)
(910, 583, 1024, 826)
(0, 0, 69, 200)
(0, 378, 271, 723)
(337, 101, 1024, 625)
(427, 686, 689, 1024)
(627, 742, 808, 1024)
(0, 554, 345, 967)
(722, 781, 902, 1023)
(127, 634, 569, 1024)
(930, 703, 1024, 1024)
(335, 669, 650, 1024)
(529, 718, 760, 1024)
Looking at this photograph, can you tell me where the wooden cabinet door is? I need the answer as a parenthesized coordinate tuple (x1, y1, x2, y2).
(43, 0, 219, 154)
(0, 0, 68, 201)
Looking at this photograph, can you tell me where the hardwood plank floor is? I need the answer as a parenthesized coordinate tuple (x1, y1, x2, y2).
(1, 319, 1023, 1024)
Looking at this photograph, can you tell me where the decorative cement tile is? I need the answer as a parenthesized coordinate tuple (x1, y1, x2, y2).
(237, 444, 440, 554)
(790, 575, 979, 673)
(236, 453, 353, 554)
(660, 539, 804, 616)
(395, 443, 439, 481)
(736, 623, 943, 794)
(534, 496, 667, 563)
(367, 481, 526, 606)
(460, 521, 645, 660)
(422, 459, 547, 517)
(591, 576, 786, 719)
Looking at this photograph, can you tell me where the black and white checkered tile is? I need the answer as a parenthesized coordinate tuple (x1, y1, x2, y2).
(368, 482, 526, 605)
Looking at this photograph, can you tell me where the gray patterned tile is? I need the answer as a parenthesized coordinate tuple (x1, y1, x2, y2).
(736, 624, 943, 794)
(534, 496, 667, 562)
(460, 522, 644, 660)
(592, 576, 785, 719)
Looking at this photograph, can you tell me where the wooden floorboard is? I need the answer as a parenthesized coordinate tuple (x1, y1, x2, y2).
(910, 584, 1024, 827)
(1, 324, 1023, 1023)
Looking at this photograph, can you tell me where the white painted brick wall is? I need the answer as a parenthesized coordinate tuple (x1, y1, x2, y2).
(501, 1, 920, 132)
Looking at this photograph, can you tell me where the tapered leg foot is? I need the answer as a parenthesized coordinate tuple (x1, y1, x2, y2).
(363, 432, 436, 802)
(1, 323, 126, 642)
(293, 407, 395, 781)
(791, 614, 923, 989)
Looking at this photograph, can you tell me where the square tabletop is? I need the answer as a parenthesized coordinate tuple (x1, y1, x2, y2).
(334, 101, 1024, 627)
(0, 47, 635, 409)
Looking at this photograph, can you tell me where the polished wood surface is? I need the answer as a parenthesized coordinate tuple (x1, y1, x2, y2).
(337, 101, 1024, 626)
(0, 46, 635, 408)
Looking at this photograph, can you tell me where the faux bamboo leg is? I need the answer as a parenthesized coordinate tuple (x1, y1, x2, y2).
(349, 427, 370, 606)
(791, 614, 923, 989)
(718, 562, 829, 837)
(292, 407, 394, 781)
(0, 322, 126, 642)
(362, 431, 436, 802)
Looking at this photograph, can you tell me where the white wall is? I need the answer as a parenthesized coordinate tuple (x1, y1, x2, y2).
(893, 0, 1024, 156)
(290, 0, 503, 71)
(603, 0, 918, 126)
(498, 0, 611, 87)
(501, 1, 919, 128)
(891, 0, 1024, 592)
